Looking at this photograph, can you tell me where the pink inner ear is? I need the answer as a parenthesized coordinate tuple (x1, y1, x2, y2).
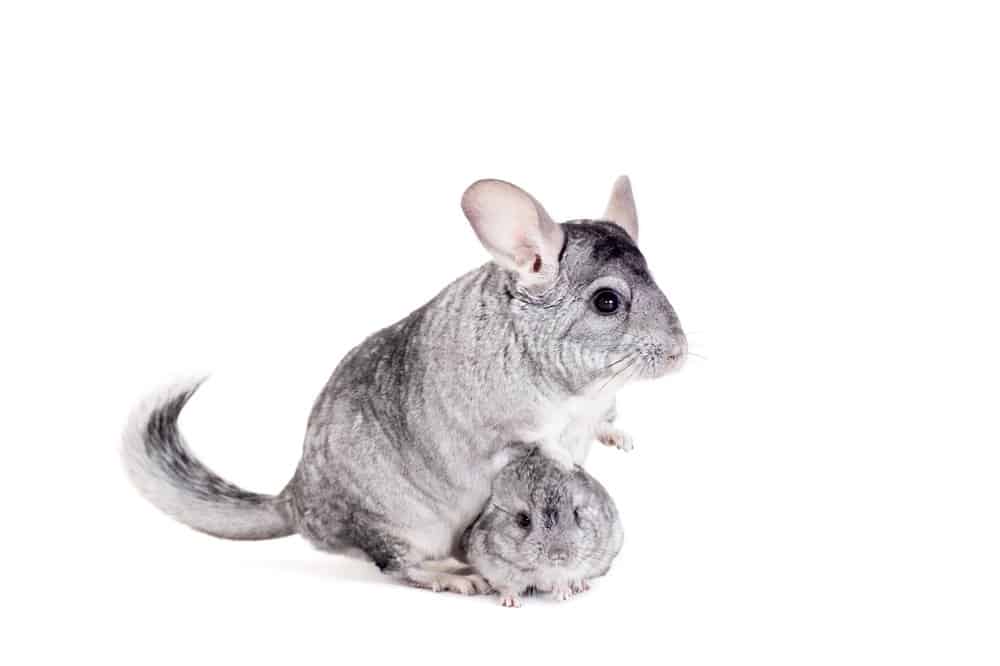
(532, 255, 542, 273)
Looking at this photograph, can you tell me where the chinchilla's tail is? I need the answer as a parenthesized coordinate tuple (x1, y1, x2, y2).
(121, 378, 295, 540)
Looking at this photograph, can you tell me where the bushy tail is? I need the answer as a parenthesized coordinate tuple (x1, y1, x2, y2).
(121, 379, 295, 540)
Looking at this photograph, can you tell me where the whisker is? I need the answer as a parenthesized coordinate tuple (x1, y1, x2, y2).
(601, 354, 635, 371)
(574, 351, 638, 391)
(596, 355, 638, 394)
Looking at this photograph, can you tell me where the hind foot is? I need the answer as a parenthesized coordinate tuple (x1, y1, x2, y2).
(404, 565, 492, 595)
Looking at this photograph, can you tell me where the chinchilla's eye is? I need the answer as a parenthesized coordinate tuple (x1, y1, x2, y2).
(516, 512, 531, 529)
(591, 288, 621, 315)
(573, 507, 584, 527)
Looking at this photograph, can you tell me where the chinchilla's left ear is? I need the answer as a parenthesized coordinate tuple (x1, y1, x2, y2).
(603, 175, 639, 243)
(461, 179, 565, 288)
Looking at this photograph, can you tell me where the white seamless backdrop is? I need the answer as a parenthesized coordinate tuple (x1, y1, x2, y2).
(1, 2, 997, 665)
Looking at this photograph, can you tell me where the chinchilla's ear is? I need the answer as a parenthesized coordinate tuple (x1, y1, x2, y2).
(603, 175, 639, 243)
(461, 179, 565, 287)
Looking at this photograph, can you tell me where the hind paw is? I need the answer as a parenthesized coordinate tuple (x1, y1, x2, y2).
(406, 567, 491, 595)
(430, 572, 492, 595)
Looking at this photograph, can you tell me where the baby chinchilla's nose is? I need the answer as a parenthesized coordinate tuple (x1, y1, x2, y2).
(548, 547, 570, 564)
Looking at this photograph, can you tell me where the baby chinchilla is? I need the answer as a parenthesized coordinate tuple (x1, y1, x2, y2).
(123, 176, 683, 595)
(462, 449, 623, 607)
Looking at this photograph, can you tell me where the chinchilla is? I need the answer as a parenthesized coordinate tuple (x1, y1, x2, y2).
(461, 448, 623, 607)
(122, 176, 686, 593)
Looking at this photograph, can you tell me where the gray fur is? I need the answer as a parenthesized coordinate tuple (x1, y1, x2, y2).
(122, 380, 293, 540)
(122, 177, 685, 593)
(461, 449, 623, 607)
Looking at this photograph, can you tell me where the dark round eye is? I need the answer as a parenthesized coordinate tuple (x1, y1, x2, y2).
(515, 512, 531, 529)
(573, 508, 584, 527)
(592, 288, 621, 315)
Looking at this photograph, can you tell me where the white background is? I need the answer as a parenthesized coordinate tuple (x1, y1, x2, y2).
(2, 1, 998, 664)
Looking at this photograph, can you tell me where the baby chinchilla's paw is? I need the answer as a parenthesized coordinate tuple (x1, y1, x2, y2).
(570, 579, 591, 594)
(498, 592, 522, 608)
(550, 584, 575, 602)
(597, 426, 634, 452)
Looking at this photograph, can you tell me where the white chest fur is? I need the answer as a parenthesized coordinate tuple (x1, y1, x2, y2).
(521, 392, 617, 466)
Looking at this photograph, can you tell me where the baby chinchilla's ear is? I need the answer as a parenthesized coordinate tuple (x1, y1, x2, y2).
(603, 175, 639, 243)
(461, 179, 565, 288)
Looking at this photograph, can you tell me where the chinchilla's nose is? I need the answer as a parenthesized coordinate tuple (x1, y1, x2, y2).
(649, 290, 686, 368)
(548, 546, 570, 564)
(665, 326, 687, 368)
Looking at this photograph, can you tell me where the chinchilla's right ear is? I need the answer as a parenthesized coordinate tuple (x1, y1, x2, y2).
(461, 179, 565, 288)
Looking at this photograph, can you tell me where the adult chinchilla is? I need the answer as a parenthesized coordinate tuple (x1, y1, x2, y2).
(123, 176, 686, 593)
(462, 448, 623, 607)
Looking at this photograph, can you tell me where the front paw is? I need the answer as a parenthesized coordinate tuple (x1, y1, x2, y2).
(597, 427, 634, 452)
(570, 579, 591, 594)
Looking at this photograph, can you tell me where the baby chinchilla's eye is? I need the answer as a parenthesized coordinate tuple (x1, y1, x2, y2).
(573, 507, 584, 527)
(591, 288, 622, 315)
(515, 512, 532, 529)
